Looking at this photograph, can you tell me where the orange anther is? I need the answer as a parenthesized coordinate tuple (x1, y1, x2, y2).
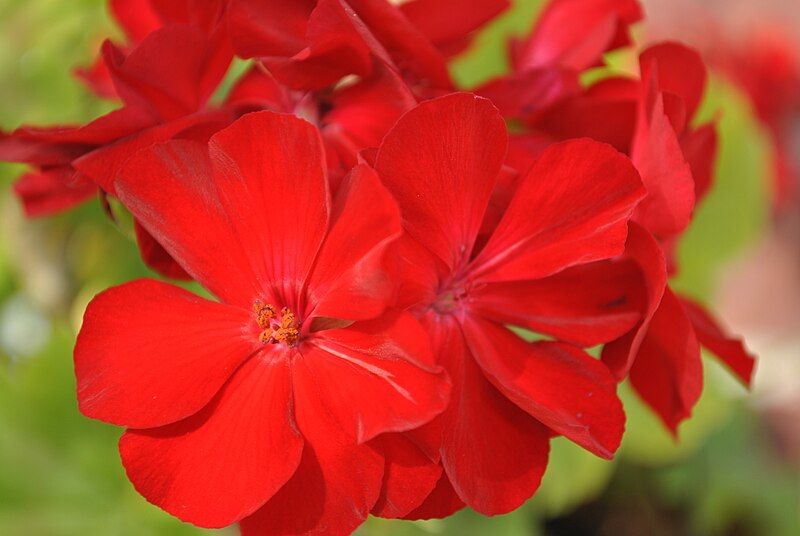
(254, 301, 301, 347)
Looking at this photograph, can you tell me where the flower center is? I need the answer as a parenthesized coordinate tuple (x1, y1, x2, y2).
(432, 284, 469, 315)
(253, 300, 301, 347)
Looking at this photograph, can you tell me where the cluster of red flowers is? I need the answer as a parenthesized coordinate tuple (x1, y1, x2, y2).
(0, 0, 756, 534)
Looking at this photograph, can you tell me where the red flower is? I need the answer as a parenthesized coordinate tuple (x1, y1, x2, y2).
(74, 111, 449, 533)
(0, 22, 234, 215)
(2, 15, 417, 279)
(371, 93, 645, 515)
(507, 41, 756, 432)
(523, 43, 717, 262)
(0, 22, 235, 280)
(228, 0, 508, 91)
(593, 45, 755, 432)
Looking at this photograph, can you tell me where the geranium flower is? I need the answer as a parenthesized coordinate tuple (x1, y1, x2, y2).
(510, 42, 756, 432)
(371, 93, 645, 515)
(228, 0, 509, 91)
(1, 15, 417, 279)
(518, 42, 717, 260)
(592, 44, 755, 432)
(0, 22, 235, 280)
(74, 111, 450, 533)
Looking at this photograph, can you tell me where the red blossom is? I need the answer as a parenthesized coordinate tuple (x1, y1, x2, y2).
(0, 22, 234, 213)
(1, 15, 417, 279)
(373, 93, 644, 514)
(479, 26, 756, 433)
(74, 112, 450, 532)
(486, 0, 759, 453)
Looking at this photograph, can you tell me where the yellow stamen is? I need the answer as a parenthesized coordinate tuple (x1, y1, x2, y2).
(253, 301, 278, 329)
(253, 301, 300, 347)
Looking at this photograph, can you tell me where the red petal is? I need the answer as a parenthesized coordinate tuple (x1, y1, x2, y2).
(13, 168, 96, 217)
(225, 66, 293, 112)
(640, 42, 707, 123)
(399, 0, 509, 55)
(0, 107, 153, 168)
(207, 111, 330, 308)
(229, 0, 315, 58)
(149, 0, 228, 33)
(478, 67, 580, 122)
(375, 93, 507, 270)
(325, 62, 416, 149)
(73, 108, 233, 193)
(681, 297, 756, 386)
(115, 112, 329, 307)
(533, 77, 638, 153)
(133, 221, 190, 280)
(320, 65, 415, 182)
(2, 97, 170, 159)
(473, 138, 645, 283)
(463, 318, 625, 459)
(103, 25, 232, 120)
(370, 434, 443, 519)
(347, 0, 453, 88)
(299, 312, 449, 443)
(628, 288, 703, 433)
(241, 351, 384, 535)
(75, 279, 257, 428)
(434, 318, 551, 515)
(240, 439, 381, 535)
(681, 122, 718, 203)
(307, 164, 401, 321)
(515, 0, 642, 72)
(393, 229, 447, 313)
(261, 0, 375, 90)
(75, 56, 118, 100)
(110, 0, 162, 43)
(119, 357, 304, 528)
(476, 164, 523, 250)
(470, 261, 641, 347)
(601, 223, 668, 379)
(113, 139, 264, 306)
(404, 472, 465, 520)
(504, 132, 556, 176)
(631, 66, 696, 237)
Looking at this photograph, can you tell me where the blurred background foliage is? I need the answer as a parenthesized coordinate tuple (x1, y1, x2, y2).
(0, 0, 796, 535)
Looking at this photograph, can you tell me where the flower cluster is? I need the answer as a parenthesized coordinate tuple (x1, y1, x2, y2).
(0, 0, 756, 534)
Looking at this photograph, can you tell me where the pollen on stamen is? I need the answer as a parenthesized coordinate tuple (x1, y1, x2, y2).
(253, 300, 278, 329)
(253, 300, 301, 347)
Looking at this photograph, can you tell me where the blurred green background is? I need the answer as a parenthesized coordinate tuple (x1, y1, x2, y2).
(0, 1, 797, 535)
